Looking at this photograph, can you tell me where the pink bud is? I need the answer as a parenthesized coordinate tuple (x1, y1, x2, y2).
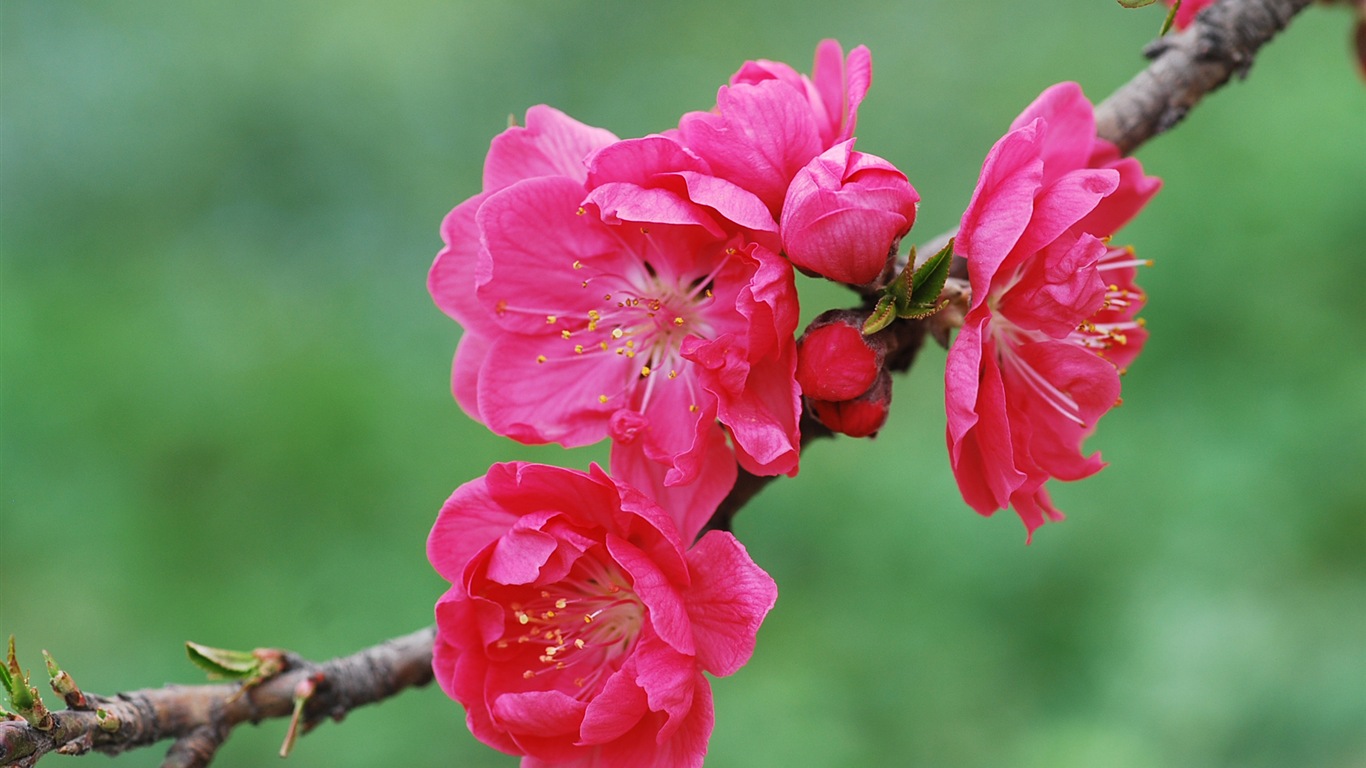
(780, 140, 919, 285)
(796, 315, 879, 401)
(809, 370, 892, 438)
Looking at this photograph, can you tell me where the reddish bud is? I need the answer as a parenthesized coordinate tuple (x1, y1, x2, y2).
(809, 370, 892, 438)
(796, 313, 879, 401)
(780, 140, 918, 285)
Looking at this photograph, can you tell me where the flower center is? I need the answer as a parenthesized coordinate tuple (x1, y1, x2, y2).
(497, 554, 643, 697)
(986, 246, 1150, 426)
(521, 227, 742, 415)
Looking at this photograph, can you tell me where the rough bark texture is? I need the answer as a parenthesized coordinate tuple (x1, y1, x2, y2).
(1096, 0, 1315, 154)
(0, 628, 435, 767)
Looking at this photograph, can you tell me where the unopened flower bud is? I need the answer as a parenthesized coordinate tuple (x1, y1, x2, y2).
(809, 370, 892, 438)
(780, 140, 919, 285)
(796, 314, 879, 402)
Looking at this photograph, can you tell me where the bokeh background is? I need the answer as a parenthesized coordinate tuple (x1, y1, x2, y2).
(3, 2, 1363, 766)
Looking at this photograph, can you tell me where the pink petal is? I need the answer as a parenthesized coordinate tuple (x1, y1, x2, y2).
(1007, 167, 1118, 262)
(428, 474, 519, 582)
(491, 689, 588, 737)
(586, 182, 726, 236)
(450, 331, 490, 420)
(677, 80, 823, 215)
(477, 333, 622, 446)
(483, 105, 618, 191)
(484, 462, 622, 534)
(958, 122, 1045, 304)
(1080, 155, 1162, 236)
(1009, 340, 1120, 481)
(632, 629, 698, 741)
(585, 135, 707, 188)
(784, 206, 909, 284)
(669, 171, 779, 234)
(1008, 82, 1095, 183)
(684, 531, 778, 676)
(485, 512, 560, 585)
(997, 233, 1109, 339)
(947, 336, 1025, 513)
(838, 45, 872, 143)
(475, 177, 623, 336)
(944, 318, 985, 445)
(610, 422, 737, 545)
(579, 660, 648, 745)
(430, 192, 500, 336)
(607, 534, 695, 656)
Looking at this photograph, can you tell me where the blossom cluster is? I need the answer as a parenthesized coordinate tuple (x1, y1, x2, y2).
(426, 41, 1157, 766)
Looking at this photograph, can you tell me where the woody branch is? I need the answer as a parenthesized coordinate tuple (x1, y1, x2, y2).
(0, 0, 1323, 765)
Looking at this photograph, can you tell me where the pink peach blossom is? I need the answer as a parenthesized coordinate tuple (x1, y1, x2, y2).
(429, 109, 802, 541)
(780, 140, 919, 285)
(428, 462, 777, 768)
(945, 82, 1160, 538)
(678, 40, 872, 217)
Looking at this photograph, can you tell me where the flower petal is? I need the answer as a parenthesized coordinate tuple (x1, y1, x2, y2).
(607, 534, 694, 656)
(610, 421, 737, 545)
(483, 104, 618, 191)
(684, 531, 778, 676)
(428, 474, 520, 582)
(678, 79, 823, 215)
(958, 122, 1044, 304)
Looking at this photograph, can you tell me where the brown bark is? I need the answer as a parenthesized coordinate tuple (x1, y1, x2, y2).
(0, 628, 435, 767)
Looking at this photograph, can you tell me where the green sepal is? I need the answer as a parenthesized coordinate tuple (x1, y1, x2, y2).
(904, 238, 954, 314)
(2, 636, 33, 711)
(186, 641, 261, 680)
(1159, 0, 1181, 34)
(862, 294, 898, 335)
(1116, 0, 1159, 7)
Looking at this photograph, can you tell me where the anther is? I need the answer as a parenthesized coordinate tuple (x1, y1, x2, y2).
(546, 315, 557, 324)
(537, 355, 547, 364)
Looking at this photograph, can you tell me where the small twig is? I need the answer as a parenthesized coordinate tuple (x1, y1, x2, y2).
(1097, 0, 1314, 154)
(0, 628, 435, 767)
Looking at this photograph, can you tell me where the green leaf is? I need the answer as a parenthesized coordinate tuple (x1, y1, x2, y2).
(862, 295, 897, 335)
(896, 299, 950, 321)
(1159, 0, 1180, 34)
(186, 641, 261, 680)
(904, 237, 954, 314)
(1116, 0, 1159, 7)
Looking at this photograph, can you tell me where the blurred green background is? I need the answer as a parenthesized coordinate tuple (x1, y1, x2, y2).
(3, 2, 1363, 766)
